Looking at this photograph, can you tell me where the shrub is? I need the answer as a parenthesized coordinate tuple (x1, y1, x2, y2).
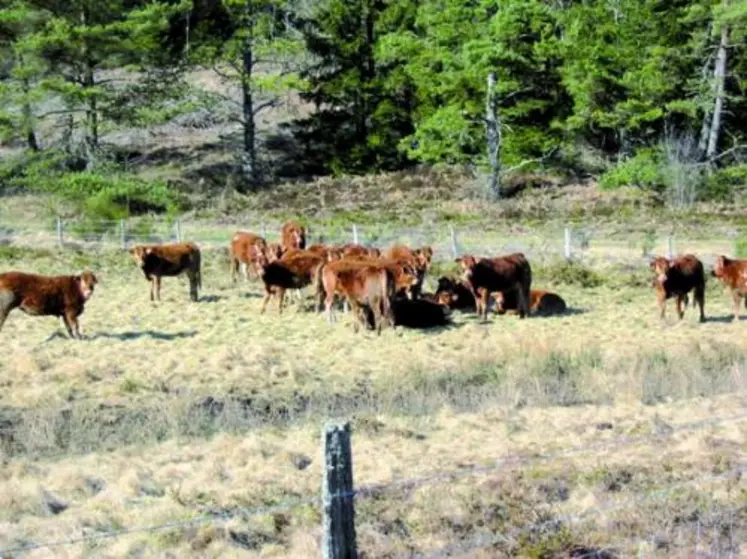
(599, 149, 664, 192)
(536, 259, 604, 288)
(703, 163, 747, 203)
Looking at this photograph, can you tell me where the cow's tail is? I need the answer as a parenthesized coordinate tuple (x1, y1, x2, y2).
(521, 257, 532, 317)
(382, 268, 396, 329)
(193, 248, 202, 291)
(313, 261, 326, 313)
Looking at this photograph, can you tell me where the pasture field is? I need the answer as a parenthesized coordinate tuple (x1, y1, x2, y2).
(0, 244, 746, 557)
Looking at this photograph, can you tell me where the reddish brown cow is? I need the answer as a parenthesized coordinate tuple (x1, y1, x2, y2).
(340, 244, 381, 259)
(384, 245, 431, 298)
(264, 242, 285, 262)
(256, 252, 326, 314)
(711, 255, 747, 320)
(306, 244, 344, 262)
(229, 231, 267, 282)
(456, 253, 532, 321)
(650, 255, 705, 322)
(130, 243, 202, 302)
(281, 221, 306, 252)
(320, 261, 395, 334)
(0, 271, 97, 339)
(495, 289, 567, 316)
(434, 276, 476, 310)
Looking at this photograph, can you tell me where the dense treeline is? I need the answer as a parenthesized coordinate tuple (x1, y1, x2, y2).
(0, 0, 745, 215)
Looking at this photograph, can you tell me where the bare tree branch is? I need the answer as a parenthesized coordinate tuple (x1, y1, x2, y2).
(503, 147, 558, 175)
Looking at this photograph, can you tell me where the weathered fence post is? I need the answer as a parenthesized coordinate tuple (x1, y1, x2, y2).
(261, 221, 267, 240)
(120, 219, 127, 250)
(666, 235, 674, 259)
(564, 226, 572, 260)
(449, 225, 459, 258)
(175, 219, 182, 243)
(322, 420, 357, 559)
(56, 217, 63, 248)
(352, 224, 359, 245)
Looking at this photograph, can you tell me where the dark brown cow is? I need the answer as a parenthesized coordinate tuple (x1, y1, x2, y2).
(456, 253, 532, 321)
(495, 289, 567, 316)
(229, 231, 267, 282)
(434, 276, 476, 310)
(130, 243, 202, 302)
(711, 255, 747, 320)
(256, 252, 326, 314)
(390, 298, 451, 329)
(0, 271, 97, 339)
(650, 255, 705, 322)
(281, 220, 306, 252)
(320, 261, 395, 334)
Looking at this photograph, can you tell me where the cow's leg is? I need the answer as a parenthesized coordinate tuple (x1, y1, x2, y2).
(260, 286, 273, 314)
(657, 291, 666, 320)
(188, 272, 198, 302)
(277, 288, 286, 314)
(516, 287, 528, 319)
(675, 294, 685, 320)
(0, 291, 15, 332)
(480, 289, 490, 323)
(348, 299, 364, 333)
(149, 277, 156, 301)
(156, 276, 162, 301)
(695, 286, 705, 323)
(231, 257, 239, 283)
(325, 292, 336, 324)
(732, 290, 741, 321)
(62, 310, 78, 339)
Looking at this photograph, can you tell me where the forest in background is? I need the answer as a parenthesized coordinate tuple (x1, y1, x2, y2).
(0, 0, 745, 220)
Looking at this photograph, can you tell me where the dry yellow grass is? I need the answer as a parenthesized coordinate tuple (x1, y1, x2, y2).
(0, 248, 746, 557)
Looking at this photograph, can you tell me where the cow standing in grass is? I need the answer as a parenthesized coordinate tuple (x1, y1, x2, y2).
(0, 271, 98, 339)
(229, 231, 267, 282)
(650, 255, 705, 322)
(711, 255, 747, 320)
(130, 243, 202, 302)
(456, 253, 532, 321)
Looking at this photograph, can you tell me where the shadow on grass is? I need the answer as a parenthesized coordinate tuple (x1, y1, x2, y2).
(91, 330, 198, 341)
(704, 314, 747, 324)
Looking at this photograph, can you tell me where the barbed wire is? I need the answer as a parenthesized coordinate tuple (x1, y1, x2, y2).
(415, 463, 747, 559)
(0, 492, 322, 555)
(1, 409, 744, 555)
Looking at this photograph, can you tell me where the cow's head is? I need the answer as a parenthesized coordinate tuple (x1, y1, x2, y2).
(711, 255, 727, 278)
(417, 246, 434, 268)
(649, 257, 671, 285)
(76, 271, 98, 301)
(264, 243, 284, 263)
(455, 255, 478, 281)
(129, 246, 150, 267)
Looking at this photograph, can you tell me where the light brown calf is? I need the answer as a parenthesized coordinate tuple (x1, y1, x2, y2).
(711, 255, 747, 320)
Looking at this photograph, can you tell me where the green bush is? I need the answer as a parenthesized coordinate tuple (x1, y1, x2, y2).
(536, 259, 604, 288)
(736, 237, 747, 259)
(703, 164, 747, 203)
(599, 148, 665, 191)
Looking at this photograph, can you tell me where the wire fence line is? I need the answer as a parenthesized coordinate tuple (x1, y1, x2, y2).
(0, 216, 742, 267)
(2, 409, 746, 556)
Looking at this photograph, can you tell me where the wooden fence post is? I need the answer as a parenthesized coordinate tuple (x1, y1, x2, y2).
(666, 235, 674, 259)
(352, 224, 359, 245)
(564, 227, 572, 260)
(449, 225, 459, 258)
(261, 222, 267, 240)
(175, 219, 182, 243)
(56, 217, 63, 248)
(120, 219, 126, 250)
(322, 421, 357, 559)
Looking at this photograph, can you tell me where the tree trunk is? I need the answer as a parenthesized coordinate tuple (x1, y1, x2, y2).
(17, 53, 38, 151)
(239, 2, 260, 191)
(80, 5, 98, 163)
(697, 23, 714, 157)
(706, 22, 728, 160)
(486, 72, 501, 200)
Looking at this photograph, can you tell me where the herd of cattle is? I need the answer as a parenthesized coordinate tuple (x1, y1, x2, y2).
(0, 220, 746, 339)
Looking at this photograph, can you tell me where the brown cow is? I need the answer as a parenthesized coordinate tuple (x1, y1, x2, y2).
(495, 289, 567, 316)
(264, 242, 285, 262)
(307, 244, 344, 262)
(434, 276, 476, 310)
(230, 231, 267, 282)
(456, 253, 532, 321)
(340, 244, 381, 259)
(711, 255, 747, 320)
(320, 262, 395, 334)
(281, 220, 306, 252)
(130, 243, 202, 302)
(384, 245, 431, 298)
(0, 271, 97, 339)
(256, 251, 326, 314)
(650, 255, 705, 322)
